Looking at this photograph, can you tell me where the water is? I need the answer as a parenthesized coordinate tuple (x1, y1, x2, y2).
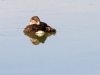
(0, 0, 100, 75)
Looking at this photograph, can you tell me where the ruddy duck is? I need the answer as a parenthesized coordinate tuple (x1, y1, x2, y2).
(23, 16, 56, 34)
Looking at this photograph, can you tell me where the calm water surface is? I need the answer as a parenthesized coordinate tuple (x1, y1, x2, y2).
(0, 0, 100, 75)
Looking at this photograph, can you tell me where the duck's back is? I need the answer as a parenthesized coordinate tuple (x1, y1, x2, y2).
(23, 24, 39, 33)
(23, 24, 46, 33)
(40, 22, 48, 27)
(40, 22, 56, 32)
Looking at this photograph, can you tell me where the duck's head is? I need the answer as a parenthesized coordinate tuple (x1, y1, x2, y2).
(29, 16, 40, 25)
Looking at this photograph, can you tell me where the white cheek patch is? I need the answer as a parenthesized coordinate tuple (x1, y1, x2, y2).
(37, 21, 40, 25)
(29, 22, 34, 25)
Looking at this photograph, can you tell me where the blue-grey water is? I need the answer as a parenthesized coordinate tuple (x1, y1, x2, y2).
(0, 0, 100, 75)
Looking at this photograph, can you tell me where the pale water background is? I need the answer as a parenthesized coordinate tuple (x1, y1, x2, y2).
(0, 0, 100, 75)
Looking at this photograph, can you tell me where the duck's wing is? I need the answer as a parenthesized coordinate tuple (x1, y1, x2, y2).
(23, 24, 38, 33)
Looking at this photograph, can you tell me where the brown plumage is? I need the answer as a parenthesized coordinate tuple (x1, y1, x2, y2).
(24, 16, 56, 33)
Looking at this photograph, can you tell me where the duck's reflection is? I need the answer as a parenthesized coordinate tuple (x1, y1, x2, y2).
(24, 32, 56, 45)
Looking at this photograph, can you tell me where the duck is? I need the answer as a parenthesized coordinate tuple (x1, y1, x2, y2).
(23, 16, 56, 34)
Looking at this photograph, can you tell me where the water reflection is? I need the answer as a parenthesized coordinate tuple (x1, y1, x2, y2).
(23, 32, 56, 45)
